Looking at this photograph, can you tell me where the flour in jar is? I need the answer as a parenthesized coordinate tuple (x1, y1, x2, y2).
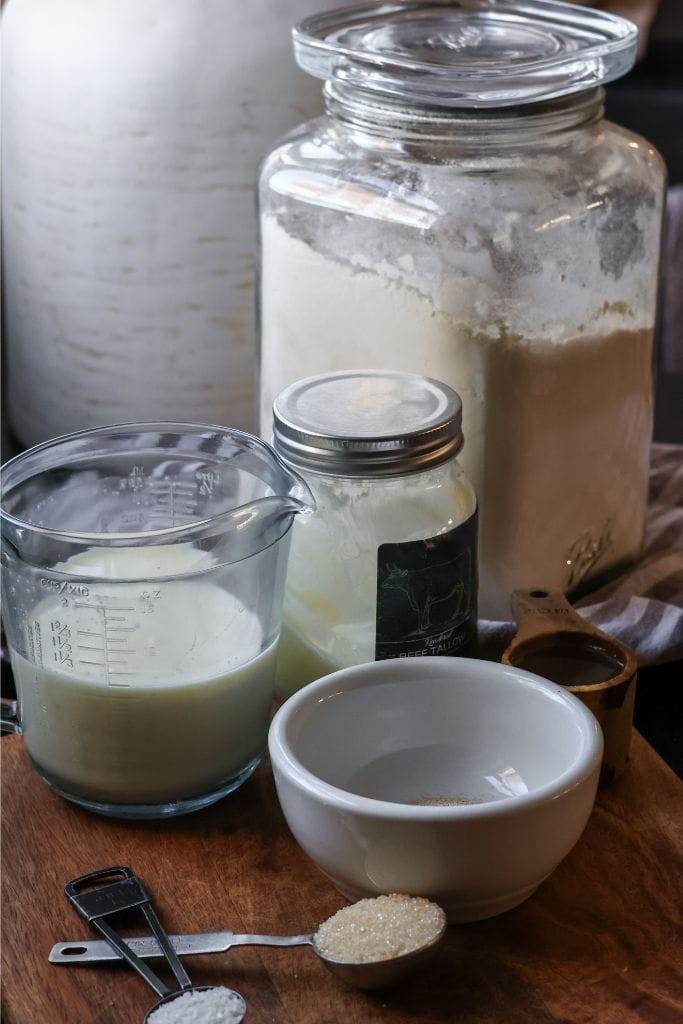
(260, 215, 655, 619)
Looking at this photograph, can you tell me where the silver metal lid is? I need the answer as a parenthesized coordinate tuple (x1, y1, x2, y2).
(272, 370, 463, 477)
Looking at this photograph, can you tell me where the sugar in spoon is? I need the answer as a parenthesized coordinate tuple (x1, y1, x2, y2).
(52, 913, 447, 990)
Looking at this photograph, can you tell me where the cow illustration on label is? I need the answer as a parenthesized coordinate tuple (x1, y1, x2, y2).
(375, 513, 478, 660)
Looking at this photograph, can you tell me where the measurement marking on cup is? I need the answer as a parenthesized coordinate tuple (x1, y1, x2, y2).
(74, 604, 135, 611)
(74, 603, 137, 687)
(147, 479, 199, 528)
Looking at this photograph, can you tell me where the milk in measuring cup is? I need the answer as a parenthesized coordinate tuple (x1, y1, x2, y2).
(12, 545, 276, 805)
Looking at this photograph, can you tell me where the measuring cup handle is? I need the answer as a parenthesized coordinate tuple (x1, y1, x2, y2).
(1, 698, 20, 735)
(1, 623, 21, 734)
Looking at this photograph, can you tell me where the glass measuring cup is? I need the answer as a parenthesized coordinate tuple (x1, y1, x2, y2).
(1, 423, 313, 818)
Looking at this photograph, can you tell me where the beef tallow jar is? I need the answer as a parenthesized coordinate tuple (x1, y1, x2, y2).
(258, 0, 666, 620)
(272, 370, 478, 697)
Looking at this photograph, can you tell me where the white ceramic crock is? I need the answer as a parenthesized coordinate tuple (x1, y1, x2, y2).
(2, 0, 339, 446)
(269, 657, 603, 922)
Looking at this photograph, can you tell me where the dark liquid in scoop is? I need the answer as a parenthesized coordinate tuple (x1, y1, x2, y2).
(517, 642, 623, 687)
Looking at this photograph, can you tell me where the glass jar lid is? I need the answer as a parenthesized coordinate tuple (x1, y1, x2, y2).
(272, 370, 463, 478)
(293, 0, 638, 108)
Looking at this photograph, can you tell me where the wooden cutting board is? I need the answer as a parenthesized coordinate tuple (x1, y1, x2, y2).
(2, 732, 682, 1024)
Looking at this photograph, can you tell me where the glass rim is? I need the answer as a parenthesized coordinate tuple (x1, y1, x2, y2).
(0, 420, 309, 546)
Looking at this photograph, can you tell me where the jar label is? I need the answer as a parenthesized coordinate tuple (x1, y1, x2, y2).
(375, 510, 478, 660)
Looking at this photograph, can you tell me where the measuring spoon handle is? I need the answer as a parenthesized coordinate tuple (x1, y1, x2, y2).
(64, 867, 176, 997)
(50, 931, 313, 964)
(232, 933, 313, 948)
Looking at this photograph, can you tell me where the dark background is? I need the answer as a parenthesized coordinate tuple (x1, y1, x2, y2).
(603, 0, 683, 776)
(606, 0, 683, 445)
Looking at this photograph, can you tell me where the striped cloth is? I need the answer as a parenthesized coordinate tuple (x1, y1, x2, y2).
(479, 444, 683, 666)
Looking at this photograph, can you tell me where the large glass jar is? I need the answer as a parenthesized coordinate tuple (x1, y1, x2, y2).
(258, 0, 666, 620)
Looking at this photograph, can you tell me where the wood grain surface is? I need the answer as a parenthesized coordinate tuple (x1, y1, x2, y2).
(2, 732, 682, 1024)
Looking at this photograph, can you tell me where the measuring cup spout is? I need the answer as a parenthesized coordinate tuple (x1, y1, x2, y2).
(277, 464, 316, 518)
(262, 493, 314, 521)
(244, 454, 316, 529)
(194, 462, 314, 567)
(222, 489, 314, 550)
(163, 464, 314, 567)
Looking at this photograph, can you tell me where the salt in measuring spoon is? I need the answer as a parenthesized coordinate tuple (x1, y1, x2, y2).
(64, 867, 246, 1021)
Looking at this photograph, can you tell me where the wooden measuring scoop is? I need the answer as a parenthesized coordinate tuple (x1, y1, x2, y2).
(502, 589, 637, 784)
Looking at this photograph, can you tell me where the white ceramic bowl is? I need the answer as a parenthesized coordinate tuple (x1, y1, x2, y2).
(269, 657, 602, 922)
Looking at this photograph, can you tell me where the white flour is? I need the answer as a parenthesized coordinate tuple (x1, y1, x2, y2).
(260, 214, 656, 618)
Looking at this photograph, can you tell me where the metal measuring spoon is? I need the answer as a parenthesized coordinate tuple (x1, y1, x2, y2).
(143, 987, 246, 1024)
(52, 917, 447, 990)
(64, 867, 246, 1021)
(312, 921, 447, 989)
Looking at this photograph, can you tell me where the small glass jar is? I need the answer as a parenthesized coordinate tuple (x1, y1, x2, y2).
(258, 0, 666, 620)
(272, 370, 478, 697)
